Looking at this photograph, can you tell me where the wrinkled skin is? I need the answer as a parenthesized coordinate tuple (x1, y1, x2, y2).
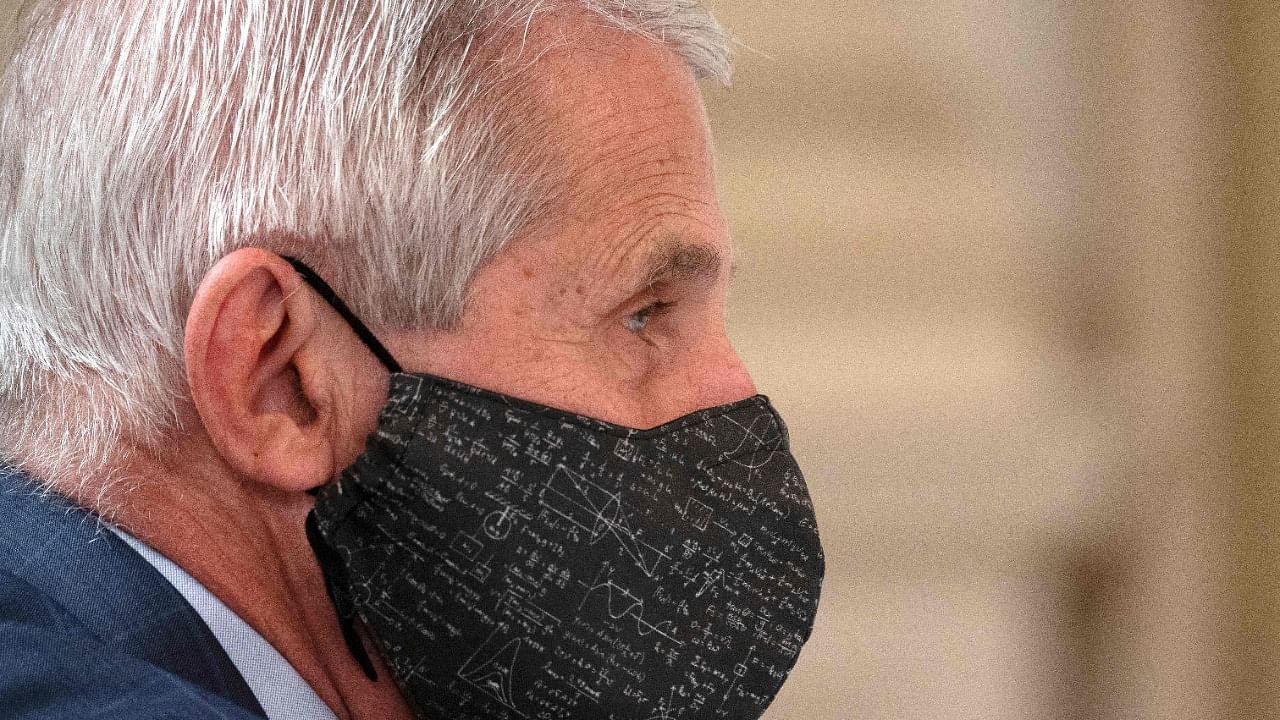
(110, 13, 754, 720)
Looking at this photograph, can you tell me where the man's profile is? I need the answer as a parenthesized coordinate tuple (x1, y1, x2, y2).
(0, 1, 822, 718)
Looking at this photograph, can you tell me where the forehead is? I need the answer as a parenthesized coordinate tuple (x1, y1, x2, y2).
(509, 14, 733, 296)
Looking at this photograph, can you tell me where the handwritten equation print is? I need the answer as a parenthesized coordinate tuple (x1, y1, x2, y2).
(311, 373, 824, 719)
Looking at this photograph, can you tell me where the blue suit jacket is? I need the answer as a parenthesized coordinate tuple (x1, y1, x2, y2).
(0, 466, 268, 719)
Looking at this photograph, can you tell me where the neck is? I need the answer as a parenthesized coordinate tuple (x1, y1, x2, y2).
(88, 454, 415, 720)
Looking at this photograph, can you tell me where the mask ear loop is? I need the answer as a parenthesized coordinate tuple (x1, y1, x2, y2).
(281, 255, 404, 374)
(282, 254, 400, 499)
(283, 255, 401, 681)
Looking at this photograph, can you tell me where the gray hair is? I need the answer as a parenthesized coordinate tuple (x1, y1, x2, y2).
(0, 0, 731, 500)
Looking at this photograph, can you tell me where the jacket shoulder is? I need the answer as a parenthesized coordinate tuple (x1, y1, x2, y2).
(0, 567, 264, 719)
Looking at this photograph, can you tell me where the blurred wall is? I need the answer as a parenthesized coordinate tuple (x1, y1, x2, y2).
(0, 4, 15, 68)
(0, 2, 1263, 720)
(1228, 3, 1280, 719)
(704, 2, 1233, 719)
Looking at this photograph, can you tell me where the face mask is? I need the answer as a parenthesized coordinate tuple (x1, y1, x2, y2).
(287, 257, 825, 720)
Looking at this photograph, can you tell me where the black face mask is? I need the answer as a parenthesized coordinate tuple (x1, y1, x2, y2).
(287, 257, 825, 720)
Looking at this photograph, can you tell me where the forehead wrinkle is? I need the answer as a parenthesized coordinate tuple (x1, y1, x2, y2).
(569, 109, 700, 177)
(596, 188, 712, 228)
(574, 205, 725, 303)
(577, 181, 715, 275)
(565, 148, 702, 225)
(574, 101, 682, 145)
(607, 209, 728, 286)
(575, 210, 670, 292)
(575, 138, 689, 194)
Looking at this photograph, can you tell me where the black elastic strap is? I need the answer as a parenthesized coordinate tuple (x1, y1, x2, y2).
(305, 511, 379, 682)
(281, 256, 403, 374)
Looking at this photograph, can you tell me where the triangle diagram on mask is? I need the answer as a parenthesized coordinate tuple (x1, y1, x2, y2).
(458, 630, 524, 712)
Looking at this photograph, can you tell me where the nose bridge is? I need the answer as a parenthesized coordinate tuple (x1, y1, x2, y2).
(706, 329, 757, 402)
(656, 326, 758, 423)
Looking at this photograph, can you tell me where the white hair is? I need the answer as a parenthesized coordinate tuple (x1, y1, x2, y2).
(0, 0, 731, 501)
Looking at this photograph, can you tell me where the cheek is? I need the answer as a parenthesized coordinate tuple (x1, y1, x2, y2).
(390, 312, 642, 423)
(643, 349, 754, 418)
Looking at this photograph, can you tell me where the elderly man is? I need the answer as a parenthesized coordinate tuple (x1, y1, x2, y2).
(0, 1, 822, 719)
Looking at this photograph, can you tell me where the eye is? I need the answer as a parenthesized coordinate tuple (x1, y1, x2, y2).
(624, 301, 674, 335)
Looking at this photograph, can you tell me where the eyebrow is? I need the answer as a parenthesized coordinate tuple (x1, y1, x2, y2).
(637, 240, 731, 291)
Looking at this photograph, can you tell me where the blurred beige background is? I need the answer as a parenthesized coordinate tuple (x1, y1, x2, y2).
(704, 1, 1276, 719)
(3, 2, 1279, 719)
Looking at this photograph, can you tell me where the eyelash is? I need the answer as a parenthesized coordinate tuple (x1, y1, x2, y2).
(624, 300, 675, 336)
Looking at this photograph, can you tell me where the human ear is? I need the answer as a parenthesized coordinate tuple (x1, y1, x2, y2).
(185, 247, 334, 492)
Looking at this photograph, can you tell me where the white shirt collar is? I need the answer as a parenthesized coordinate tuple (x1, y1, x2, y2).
(108, 526, 339, 720)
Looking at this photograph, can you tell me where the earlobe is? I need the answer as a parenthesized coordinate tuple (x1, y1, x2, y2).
(185, 247, 335, 492)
